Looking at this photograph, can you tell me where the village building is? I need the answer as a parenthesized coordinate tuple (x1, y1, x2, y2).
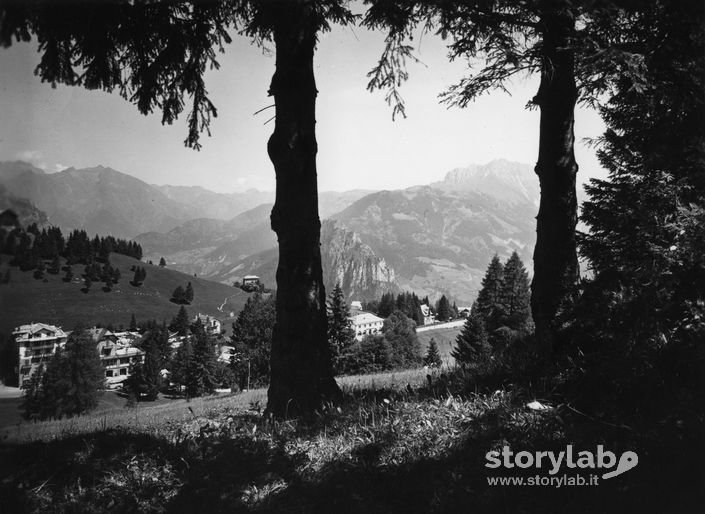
(349, 312, 385, 341)
(14, 323, 68, 387)
(90, 327, 145, 389)
(420, 304, 436, 325)
(458, 306, 473, 318)
(242, 275, 260, 287)
(96, 340, 145, 389)
(193, 313, 222, 336)
(168, 332, 187, 350)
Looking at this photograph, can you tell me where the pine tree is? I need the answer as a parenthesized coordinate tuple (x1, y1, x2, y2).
(378, 292, 396, 318)
(124, 339, 161, 401)
(20, 364, 44, 420)
(185, 281, 194, 304)
(230, 293, 276, 388)
(452, 311, 491, 366)
(423, 338, 443, 368)
(64, 265, 73, 283)
(499, 252, 532, 331)
(172, 285, 186, 304)
(327, 283, 355, 374)
(435, 295, 451, 322)
(159, 257, 166, 267)
(578, 1, 705, 351)
(129, 313, 137, 332)
(132, 266, 145, 286)
(184, 321, 217, 398)
(170, 338, 194, 393)
(24, 329, 105, 420)
(474, 255, 505, 331)
(170, 306, 190, 336)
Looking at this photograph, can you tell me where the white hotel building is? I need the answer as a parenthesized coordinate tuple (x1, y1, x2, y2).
(14, 323, 68, 387)
(349, 312, 385, 341)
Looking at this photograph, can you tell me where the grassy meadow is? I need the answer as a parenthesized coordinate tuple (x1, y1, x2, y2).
(417, 325, 462, 365)
(0, 253, 250, 335)
(1, 366, 699, 513)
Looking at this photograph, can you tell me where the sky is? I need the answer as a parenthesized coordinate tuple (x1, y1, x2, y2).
(0, 17, 607, 194)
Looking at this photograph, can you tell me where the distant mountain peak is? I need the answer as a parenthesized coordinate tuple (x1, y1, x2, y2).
(435, 159, 539, 206)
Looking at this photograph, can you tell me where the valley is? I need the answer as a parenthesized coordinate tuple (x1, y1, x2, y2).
(1, 158, 540, 308)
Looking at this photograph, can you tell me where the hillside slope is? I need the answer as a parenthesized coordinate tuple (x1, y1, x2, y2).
(0, 253, 250, 335)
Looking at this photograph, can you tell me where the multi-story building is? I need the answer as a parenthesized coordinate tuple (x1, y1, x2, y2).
(95, 336, 145, 389)
(349, 312, 385, 341)
(14, 323, 68, 387)
(88, 328, 145, 389)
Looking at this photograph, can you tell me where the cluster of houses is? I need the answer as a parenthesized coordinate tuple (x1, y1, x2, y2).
(13, 298, 469, 389)
(13, 312, 224, 389)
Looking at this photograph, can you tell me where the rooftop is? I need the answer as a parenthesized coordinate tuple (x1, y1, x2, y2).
(350, 312, 385, 324)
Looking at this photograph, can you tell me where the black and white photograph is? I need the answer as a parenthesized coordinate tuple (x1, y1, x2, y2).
(0, 0, 702, 512)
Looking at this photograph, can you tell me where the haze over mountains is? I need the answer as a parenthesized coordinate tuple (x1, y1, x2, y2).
(0, 158, 540, 304)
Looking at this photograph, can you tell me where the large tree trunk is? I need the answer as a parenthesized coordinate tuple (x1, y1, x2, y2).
(531, 7, 580, 354)
(265, 2, 341, 417)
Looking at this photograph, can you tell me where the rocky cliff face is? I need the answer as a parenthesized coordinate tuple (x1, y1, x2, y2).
(320, 219, 398, 301)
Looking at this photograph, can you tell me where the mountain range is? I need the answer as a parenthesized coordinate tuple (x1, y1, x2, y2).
(0, 158, 541, 304)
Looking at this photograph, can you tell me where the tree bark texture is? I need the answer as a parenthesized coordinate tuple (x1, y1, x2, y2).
(265, 2, 341, 417)
(531, 7, 580, 354)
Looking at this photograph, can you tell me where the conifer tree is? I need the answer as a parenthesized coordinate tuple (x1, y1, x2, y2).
(423, 338, 443, 368)
(499, 252, 532, 331)
(230, 293, 276, 388)
(159, 257, 166, 267)
(172, 285, 186, 304)
(185, 281, 194, 304)
(132, 266, 145, 286)
(129, 313, 137, 332)
(435, 295, 452, 322)
(170, 338, 194, 394)
(20, 364, 44, 420)
(124, 338, 161, 401)
(474, 255, 505, 331)
(184, 320, 217, 398)
(170, 306, 190, 336)
(578, 0, 705, 348)
(326, 283, 355, 374)
(22, 329, 104, 420)
(378, 292, 396, 318)
(452, 311, 491, 366)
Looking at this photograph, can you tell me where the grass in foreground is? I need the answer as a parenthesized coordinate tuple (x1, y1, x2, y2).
(0, 368, 701, 513)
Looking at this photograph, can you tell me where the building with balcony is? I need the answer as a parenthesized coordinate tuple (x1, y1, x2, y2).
(96, 339, 145, 389)
(14, 323, 68, 387)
